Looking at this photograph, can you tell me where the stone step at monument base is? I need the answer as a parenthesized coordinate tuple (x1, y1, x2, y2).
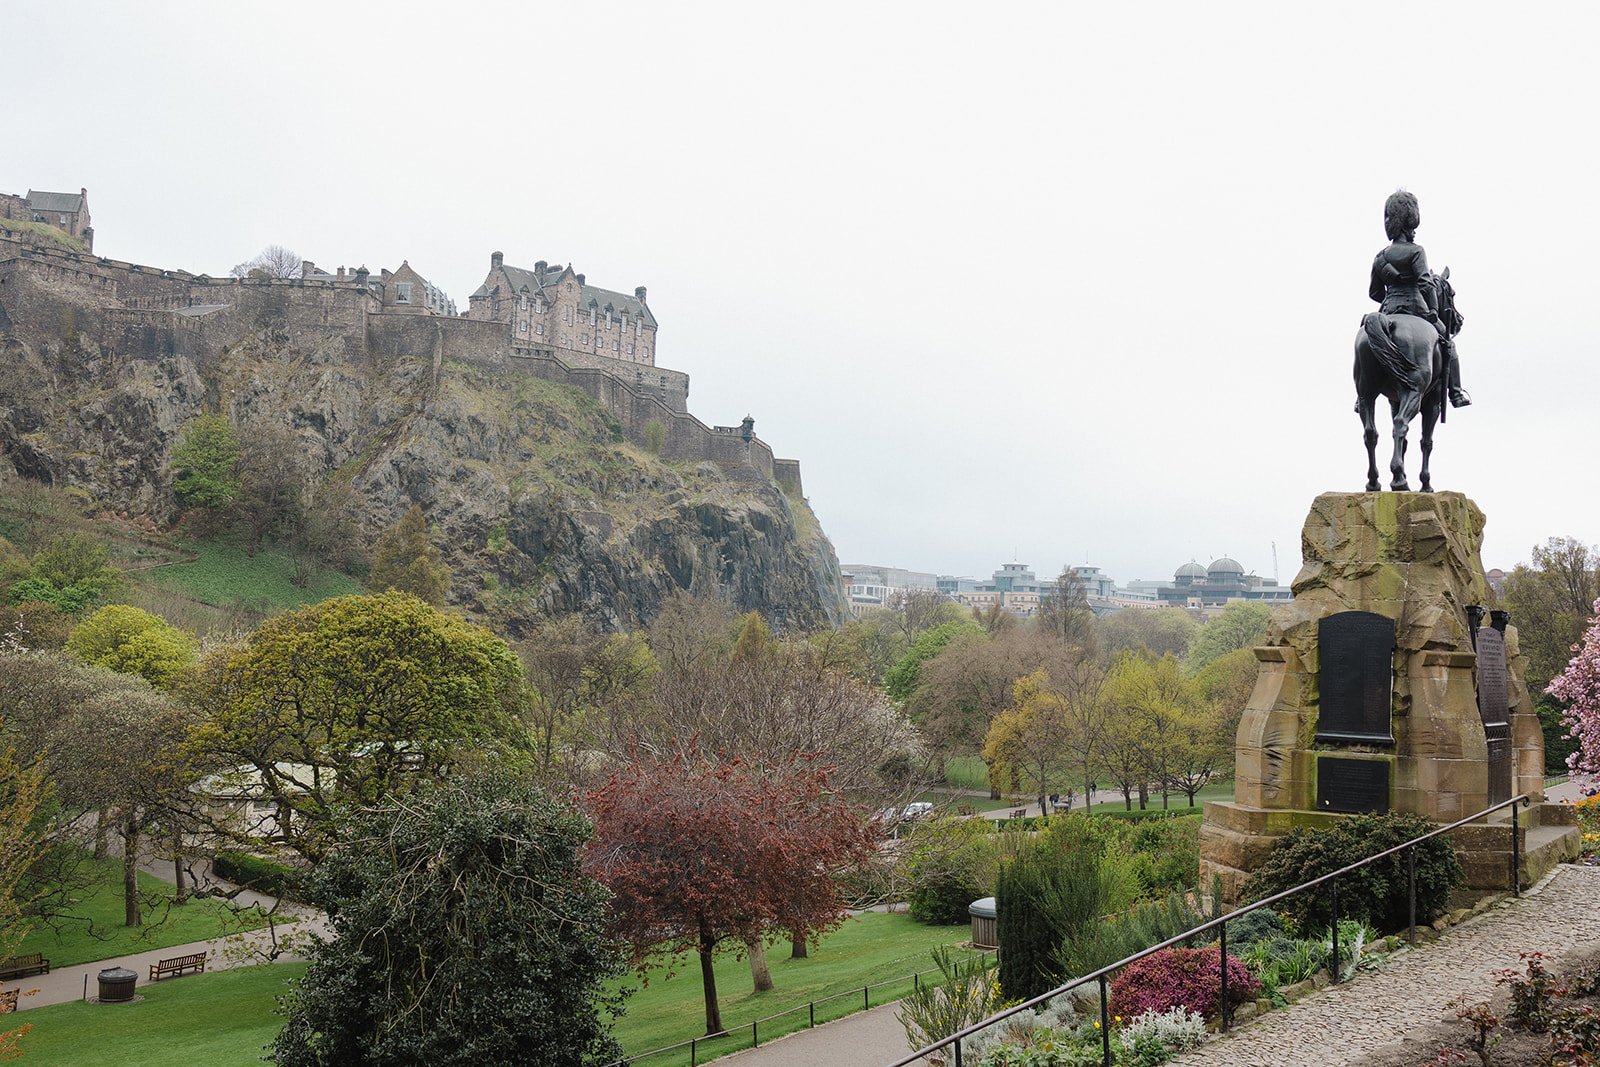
(1199, 799, 1581, 902)
(1451, 821, 1581, 891)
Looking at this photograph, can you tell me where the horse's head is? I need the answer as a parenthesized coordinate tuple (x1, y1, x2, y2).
(1436, 266, 1463, 336)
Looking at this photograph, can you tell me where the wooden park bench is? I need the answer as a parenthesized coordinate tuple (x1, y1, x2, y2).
(1010, 808, 1027, 819)
(0, 954, 49, 981)
(149, 952, 207, 982)
(0, 988, 18, 1014)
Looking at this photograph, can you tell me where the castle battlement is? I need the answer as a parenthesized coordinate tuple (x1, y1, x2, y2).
(0, 233, 804, 494)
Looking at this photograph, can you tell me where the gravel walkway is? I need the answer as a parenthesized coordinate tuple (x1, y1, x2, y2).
(1169, 863, 1600, 1067)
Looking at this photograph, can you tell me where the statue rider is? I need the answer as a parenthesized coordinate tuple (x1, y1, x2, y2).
(1369, 190, 1470, 407)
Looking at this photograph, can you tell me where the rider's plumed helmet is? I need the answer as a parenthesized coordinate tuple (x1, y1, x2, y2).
(1384, 190, 1420, 242)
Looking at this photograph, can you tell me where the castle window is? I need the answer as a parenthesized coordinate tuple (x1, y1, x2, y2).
(535, 324, 544, 336)
(590, 308, 597, 326)
(519, 294, 527, 311)
(580, 333, 589, 344)
(564, 306, 573, 324)
(613, 339, 621, 351)
(626, 343, 634, 355)
(518, 321, 528, 334)
(396, 282, 412, 304)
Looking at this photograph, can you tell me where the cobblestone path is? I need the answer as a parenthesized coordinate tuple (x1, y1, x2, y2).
(1169, 864, 1600, 1067)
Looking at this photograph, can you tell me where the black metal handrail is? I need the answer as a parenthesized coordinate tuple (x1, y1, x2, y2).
(887, 793, 1533, 1067)
(605, 946, 997, 1067)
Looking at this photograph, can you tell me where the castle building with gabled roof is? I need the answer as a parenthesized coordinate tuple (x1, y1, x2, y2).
(467, 251, 658, 368)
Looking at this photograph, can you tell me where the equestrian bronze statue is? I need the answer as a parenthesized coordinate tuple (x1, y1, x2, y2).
(1354, 190, 1468, 493)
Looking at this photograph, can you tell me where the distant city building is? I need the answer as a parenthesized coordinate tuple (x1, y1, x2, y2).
(1122, 557, 1291, 613)
(0, 187, 94, 251)
(841, 563, 941, 617)
(952, 562, 1054, 617)
(1485, 568, 1507, 597)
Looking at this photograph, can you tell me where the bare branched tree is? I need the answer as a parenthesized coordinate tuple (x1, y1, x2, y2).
(230, 244, 302, 280)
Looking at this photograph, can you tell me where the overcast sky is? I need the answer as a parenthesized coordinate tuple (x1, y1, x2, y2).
(6, 2, 1597, 586)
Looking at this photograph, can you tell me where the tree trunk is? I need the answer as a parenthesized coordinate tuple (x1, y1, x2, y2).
(93, 808, 109, 860)
(1122, 786, 1133, 811)
(789, 926, 808, 959)
(745, 935, 774, 993)
(172, 830, 186, 903)
(1186, 787, 1199, 805)
(122, 815, 141, 928)
(698, 916, 723, 1035)
(1138, 782, 1148, 809)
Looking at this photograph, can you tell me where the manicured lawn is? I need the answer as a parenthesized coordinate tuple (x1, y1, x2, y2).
(613, 911, 974, 1064)
(18, 854, 269, 968)
(12, 962, 306, 1067)
(149, 536, 361, 613)
(941, 754, 991, 791)
(11, 914, 972, 1067)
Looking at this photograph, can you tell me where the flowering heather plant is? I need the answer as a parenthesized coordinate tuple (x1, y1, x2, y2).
(1111, 945, 1259, 1021)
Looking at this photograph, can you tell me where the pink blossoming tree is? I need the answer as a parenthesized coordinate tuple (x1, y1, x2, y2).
(1548, 597, 1600, 782)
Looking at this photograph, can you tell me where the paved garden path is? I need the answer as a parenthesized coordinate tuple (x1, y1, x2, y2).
(1169, 863, 1600, 1067)
(714, 1001, 914, 1067)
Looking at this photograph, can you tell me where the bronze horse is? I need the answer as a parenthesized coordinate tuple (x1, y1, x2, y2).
(1353, 268, 1459, 492)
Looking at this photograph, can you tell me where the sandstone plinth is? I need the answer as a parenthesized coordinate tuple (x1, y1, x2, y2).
(1200, 491, 1551, 902)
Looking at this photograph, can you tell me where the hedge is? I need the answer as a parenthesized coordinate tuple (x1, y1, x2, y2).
(214, 850, 301, 900)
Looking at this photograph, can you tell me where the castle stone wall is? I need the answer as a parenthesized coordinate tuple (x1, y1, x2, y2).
(1, 235, 799, 494)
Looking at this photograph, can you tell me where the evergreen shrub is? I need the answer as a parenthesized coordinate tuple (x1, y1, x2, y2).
(1242, 812, 1462, 935)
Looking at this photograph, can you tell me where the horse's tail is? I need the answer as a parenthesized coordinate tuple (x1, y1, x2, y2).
(1360, 311, 1411, 384)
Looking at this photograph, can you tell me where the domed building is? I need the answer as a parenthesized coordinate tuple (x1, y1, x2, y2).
(1149, 556, 1291, 609)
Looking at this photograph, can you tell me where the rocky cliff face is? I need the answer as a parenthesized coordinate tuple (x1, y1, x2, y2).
(0, 260, 845, 632)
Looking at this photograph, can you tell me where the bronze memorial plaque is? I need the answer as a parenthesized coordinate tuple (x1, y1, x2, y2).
(1318, 757, 1390, 814)
(1316, 611, 1396, 743)
(1476, 626, 1513, 805)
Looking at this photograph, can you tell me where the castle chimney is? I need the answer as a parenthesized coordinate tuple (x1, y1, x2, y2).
(491, 251, 503, 270)
(575, 273, 586, 285)
(535, 260, 548, 273)
(635, 286, 647, 303)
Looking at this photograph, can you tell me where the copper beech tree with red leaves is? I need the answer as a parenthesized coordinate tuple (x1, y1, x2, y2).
(585, 751, 876, 1036)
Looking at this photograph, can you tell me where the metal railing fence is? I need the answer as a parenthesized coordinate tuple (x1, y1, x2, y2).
(606, 946, 997, 1067)
(887, 793, 1533, 1067)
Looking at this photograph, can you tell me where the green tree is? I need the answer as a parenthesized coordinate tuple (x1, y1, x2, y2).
(729, 610, 776, 664)
(233, 422, 305, 557)
(983, 670, 1075, 815)
(1186, 601, 1271, 673)
(9, 533, 119, 615)
(1101, 652, 1203, 808)
(0, 652, 188, 927)
(367, 505, 451, 605)
(66, 604, 197, 688)
(170, 414, 242, 510)
(1501, 536, 1598, 695)
(884, 619, 984, 702)
(274, 772, 627, 1067)
(1038, 567, 1096, 652)
(185, 592, 526, 861)
(1097, 607, 1198, 661)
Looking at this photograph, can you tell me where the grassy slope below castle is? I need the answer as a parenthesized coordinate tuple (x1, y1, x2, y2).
(0, 218, 87, 252)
